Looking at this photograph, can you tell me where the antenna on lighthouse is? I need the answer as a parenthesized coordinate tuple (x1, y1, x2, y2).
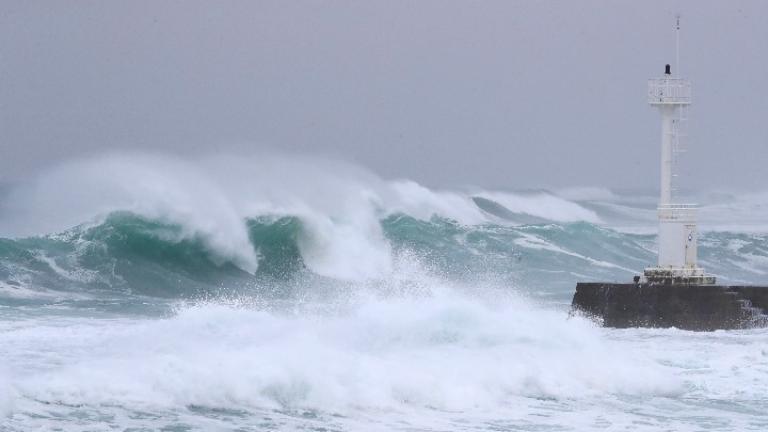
(675, 15, 681, 78)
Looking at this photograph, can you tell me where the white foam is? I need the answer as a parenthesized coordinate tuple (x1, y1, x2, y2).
(202, 155, 398, 280)
(34, 252, 100, 285)
(385, 180, 488, 225)
(475, 191, 601, 223)
(6, 292, 680, 420)
(296, 207, 393, 280)
(513, 232, 636, 272)
(0, 280, 85, 301)
(0, 367, 14, 417)
(4, 265, 768, 431)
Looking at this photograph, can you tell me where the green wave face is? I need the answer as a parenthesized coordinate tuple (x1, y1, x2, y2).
(2, 211, 768, 306)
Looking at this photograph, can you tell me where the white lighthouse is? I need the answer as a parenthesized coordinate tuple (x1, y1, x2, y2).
(643, 18, 715, 284)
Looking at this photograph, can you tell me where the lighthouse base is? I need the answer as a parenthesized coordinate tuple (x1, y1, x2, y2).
(642, 267, 716, 285)
(572, 282, 768, 331)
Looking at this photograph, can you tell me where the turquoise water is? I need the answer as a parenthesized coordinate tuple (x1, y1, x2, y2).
(1, 155, 767, 431)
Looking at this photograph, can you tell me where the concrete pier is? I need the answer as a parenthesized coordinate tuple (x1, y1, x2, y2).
(572, 282, 768, 331)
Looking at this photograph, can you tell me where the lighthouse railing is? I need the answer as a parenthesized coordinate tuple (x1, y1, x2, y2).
(658, 203, 697, 222)
(648, 78, 691, 105)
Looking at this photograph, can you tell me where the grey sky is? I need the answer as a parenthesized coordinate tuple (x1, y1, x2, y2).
(1, 0, 766, 191)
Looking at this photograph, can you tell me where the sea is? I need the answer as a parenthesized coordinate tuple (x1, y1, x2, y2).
(1, 154, 766, 431)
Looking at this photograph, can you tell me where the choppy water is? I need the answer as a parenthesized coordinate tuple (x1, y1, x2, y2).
(1, 154, 767, 431)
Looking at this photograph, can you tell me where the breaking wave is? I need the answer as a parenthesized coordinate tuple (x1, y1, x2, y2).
(3, 154, 768, 431)
(1, 153, 768, 303)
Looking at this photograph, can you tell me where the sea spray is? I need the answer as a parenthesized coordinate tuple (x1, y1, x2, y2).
(9, 292, 682, 415)
(0, 154, 604, 277)
(2, 154, 768, 430)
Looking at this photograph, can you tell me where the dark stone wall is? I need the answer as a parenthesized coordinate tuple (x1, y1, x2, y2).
(572, 283, 768, 331)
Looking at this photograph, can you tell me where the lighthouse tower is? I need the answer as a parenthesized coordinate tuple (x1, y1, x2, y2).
(644, 18, 715, 284)
(571, 18, 767, 331)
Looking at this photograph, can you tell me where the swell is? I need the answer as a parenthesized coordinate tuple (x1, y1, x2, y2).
(2, 210, 768, 302)
(0, 211, 644, 300)
(0, 212, 308, 299)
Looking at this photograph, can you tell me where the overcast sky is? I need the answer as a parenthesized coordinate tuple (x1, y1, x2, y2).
(1, 0, 766, 191)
